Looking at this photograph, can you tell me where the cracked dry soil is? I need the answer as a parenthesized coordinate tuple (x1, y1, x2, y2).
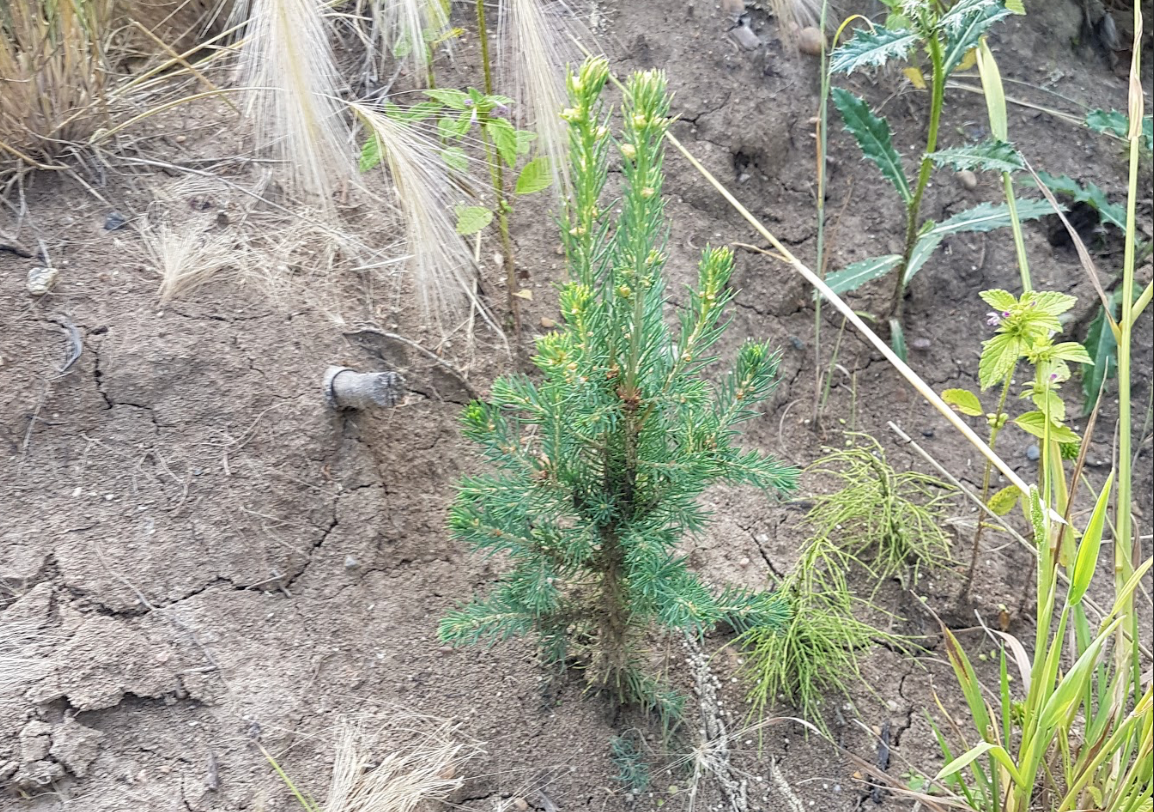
(2, 0, 1152, 810)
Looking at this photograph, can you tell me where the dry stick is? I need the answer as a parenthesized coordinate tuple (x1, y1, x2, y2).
(128, 20, 241, 115)
(888, 421, 1154, 661)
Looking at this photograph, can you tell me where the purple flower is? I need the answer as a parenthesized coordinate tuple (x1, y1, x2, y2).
(986, 312, 1002, 327)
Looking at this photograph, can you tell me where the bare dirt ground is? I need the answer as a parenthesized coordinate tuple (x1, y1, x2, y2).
(2, 1, 1152, 810)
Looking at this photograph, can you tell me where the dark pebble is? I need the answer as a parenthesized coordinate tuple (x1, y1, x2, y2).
(789, 336, 806, 351)
(1025, 444, 1041, 461)
(922, 429, 934, 438)
(104, 211, 127, 231)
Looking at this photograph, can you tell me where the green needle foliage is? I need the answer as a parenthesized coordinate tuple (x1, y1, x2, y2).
(439, 58, 798, 720)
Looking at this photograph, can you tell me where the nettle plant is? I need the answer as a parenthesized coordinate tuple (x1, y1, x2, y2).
(439, 59, 798, 719)
(827, 0, 1054, 346)
(942, 289, 1091, 586)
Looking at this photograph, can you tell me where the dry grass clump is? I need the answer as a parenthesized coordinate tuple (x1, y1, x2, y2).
(0, 0, 115, 168)
(140, 219, 241, 303)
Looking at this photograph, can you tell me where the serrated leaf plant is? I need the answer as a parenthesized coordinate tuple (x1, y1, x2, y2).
(827, 0, 1042, 349)
(439, 59, 799, 722)
(941, 288, 1091, 590)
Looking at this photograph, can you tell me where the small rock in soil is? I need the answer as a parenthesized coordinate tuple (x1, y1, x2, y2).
(730, 22, 761, 50)
(26, 266, 59, 296)
(789, 335, 805, 350)
(344, 555, 359, 569)
(910, 336, 931, 351)
(540, 317, 557, 329)
(797, 26, 826, 56)
(50, 718, 105, 778)
(1026, 444, 1041, 461)
(104, 211, 128, 231)
(922, 429, 934, 438)
(957, 169, 979, 190)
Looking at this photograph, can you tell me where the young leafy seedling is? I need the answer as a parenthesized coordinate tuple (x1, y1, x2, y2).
(440, 58, 798, 722)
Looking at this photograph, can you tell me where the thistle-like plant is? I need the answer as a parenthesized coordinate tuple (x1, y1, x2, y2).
(826, 0, 1054, 348)
(439, 59, 798, 719)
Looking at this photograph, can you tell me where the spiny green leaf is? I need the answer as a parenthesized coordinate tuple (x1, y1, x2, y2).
(943, 389, 983, 417)
(928, 139, 1023, 174)
(823, 254, 902, 295)
(939, 1, 1015, 75)
(930, 199, 1056, 236)
(903, 232, 944, 284)
(1085, 109, 1153, 150)
(1031, 171, 1127, 231)
(832, 88, 911, 203)
(514, 155, 553, 196)
(455, 205, 493, 235)
(829, 26, 918, 74)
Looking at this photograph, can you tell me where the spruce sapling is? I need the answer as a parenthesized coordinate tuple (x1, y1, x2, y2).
(439, 58, 798, 719)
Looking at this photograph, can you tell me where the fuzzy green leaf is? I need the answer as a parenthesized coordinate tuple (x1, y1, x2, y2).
(455, 205, 493, 235)
(514, 155, 552, 196)
(359, 135, 382, 173)
(943, 389, 983, 417)
(832, 88, 911, 203)
(980, 289, 1017, 311)
(1031, 171, 1127, 231)
(987, 486, 1020, 516)
(1013, 411, 1081, 443)
(824, 254, 902, 295)
(931, 199, 1057, 236)
(440, 147, 468, 173)
(978, 332, 1020, 390)
(927, 139, 1023, 174)
(486, 118, 520, 168)
(829, 26, 918, 74)
(939, 1, 1015, 75)
(425, 88, 471, 110)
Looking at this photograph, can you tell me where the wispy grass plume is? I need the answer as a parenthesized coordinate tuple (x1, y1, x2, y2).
(362, 0, 451, 87)
(352, 101, 497, 336)
(499, 0, 583, 196)
(237, 0, 355, 208)
(141, 220, 240, 303)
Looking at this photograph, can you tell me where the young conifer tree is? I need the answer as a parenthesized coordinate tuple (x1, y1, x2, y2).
(439, 58, 799, 719)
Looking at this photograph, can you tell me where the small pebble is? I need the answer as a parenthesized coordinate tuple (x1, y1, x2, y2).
(104, 211, 127, 231)
(513, 798, 529, 811)
(26, 266, 59, 296)
(922, 428, 934, 438)
(910, 336, 931, 351)
(1025, 444, 1041, 461)
(957, 169, 979, 190)
(797, 26, 826, 56)
(788, 336, 806, 350)
(540, 317, 557, 329)
(730, 22, 761, 50)
(344, 555, 360, 569)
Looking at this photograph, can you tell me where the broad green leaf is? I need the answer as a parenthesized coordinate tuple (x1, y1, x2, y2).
(385, 100, 439, 122)
(902, 232, 943, 283)
(1013, 411, 1081, 443)
(486, 118, 519, 167)
(514, 155, 552, 195)
(1067, 473, 1113, 606)
(987, 485, 1020, 516)
(455, 205, 493, 235)
(1028, 290, 1078, 317)
(438, 115, 471, 140)
(1081, 293, 1121, 414)
(1050, 341, 1092, 366)
(514, 128, 537, 156)
(829, 26, 918, 74)
(890, 318, 906, 362)
(930, 199, 1056, 236)
(1031, 388, 1066, 424)
(440, 147, 468, 173)
(980, 289, 1017, 311)
(928, 139, 1023, 173)
(943, 388, 983, 416)
(425, 88, 471, 110)
(943, 627, 995, 744)
(359, 136, 382, 173)
(832, 89, 911, 203)
(1031, 172, 1127, 231)
(975, 40, 1008, 140)
(940, 1, 1015, 75)
(823, 254, 902, 295)
(935, 741, 1023, 786)
(978, 332, 1020, 389)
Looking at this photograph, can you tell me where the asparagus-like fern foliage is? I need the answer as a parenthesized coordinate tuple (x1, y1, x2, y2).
(439, 58, 798, 719)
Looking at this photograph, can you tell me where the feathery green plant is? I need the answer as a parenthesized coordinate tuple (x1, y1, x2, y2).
(439, 58, 798, 720)
(826, 0, 1049, 349)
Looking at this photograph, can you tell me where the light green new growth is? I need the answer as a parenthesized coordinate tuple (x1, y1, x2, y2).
(439, 58, 798, 720)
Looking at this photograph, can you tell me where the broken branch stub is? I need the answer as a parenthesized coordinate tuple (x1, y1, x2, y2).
(323, 366, 403, 410)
